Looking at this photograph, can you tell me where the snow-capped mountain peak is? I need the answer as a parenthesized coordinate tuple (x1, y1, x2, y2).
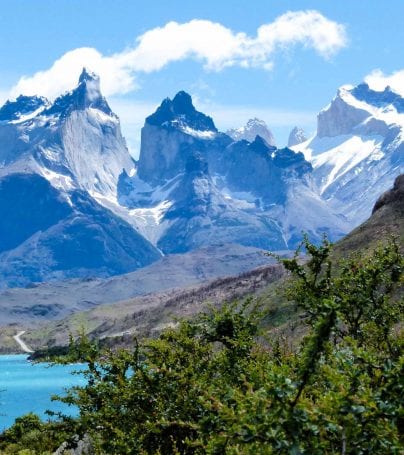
(227, 118, 276, 146)
(137, 92, 222, 184)
(318, 83, 404, 138)
(0, 69, 134, 199)
(350, 83, 404, 113)
(292, 80, 404, 226)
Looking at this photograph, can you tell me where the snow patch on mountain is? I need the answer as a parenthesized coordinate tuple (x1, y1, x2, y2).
(181, 125, 217, 139)
(129, 200, 173, 245)
(296, 134, 385, 193)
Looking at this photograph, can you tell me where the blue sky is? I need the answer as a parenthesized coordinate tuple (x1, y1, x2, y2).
(0, 0, 403, 155)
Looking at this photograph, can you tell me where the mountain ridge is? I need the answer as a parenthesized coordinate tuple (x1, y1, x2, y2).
(0, 69, 401, 288)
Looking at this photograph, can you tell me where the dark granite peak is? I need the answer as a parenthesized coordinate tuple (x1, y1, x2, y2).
(79, 67, 99, 83)
(146, 91, 217, 132)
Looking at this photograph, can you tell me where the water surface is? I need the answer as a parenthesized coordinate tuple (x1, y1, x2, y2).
(0, 354, 85, 430)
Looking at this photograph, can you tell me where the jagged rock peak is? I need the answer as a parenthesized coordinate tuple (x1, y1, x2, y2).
(44, 68, 113, 118)
(78, 67, 99, 83)
(0, 95, 49, 121)
(227, 118, 276, 146)
(146, 90, 217, 133)
(288, 126, 307, 147)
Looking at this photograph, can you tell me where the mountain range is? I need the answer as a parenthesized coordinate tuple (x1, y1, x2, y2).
(0, 68, 402, 288)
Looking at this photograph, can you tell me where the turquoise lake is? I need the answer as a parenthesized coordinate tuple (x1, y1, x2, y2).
(0, 354, 86, 431)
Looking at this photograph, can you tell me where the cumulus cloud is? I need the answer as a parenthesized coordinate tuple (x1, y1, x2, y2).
(10, 10, 347, 99)
(10, 48, 136, 100)
(365, 69, 404, 96)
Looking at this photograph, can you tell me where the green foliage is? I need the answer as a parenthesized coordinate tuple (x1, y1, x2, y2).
(0, 413, 66, 454)
(2, 238, 403, 454)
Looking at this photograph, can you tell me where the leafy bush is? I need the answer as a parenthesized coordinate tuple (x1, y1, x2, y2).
(0, 413, 66, 454)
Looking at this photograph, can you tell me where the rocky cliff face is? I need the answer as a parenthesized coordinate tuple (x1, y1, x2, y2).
(373, 174, 404, 214)
(137, 91, 220, 184)
(317, 86, 371, 138)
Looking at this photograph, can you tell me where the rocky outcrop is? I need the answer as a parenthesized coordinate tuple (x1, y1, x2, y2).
(137, 91, 221, 184)
(53, 434, 93, 455)
(373, 174, 404, 213)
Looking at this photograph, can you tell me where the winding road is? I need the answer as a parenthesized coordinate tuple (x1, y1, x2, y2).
(13, 330, 34, 353)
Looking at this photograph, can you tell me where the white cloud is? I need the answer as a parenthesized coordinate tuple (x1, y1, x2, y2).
(9, 11, 347, 100)
(364, 69, 404, 96)
(10, 48, 136, 100)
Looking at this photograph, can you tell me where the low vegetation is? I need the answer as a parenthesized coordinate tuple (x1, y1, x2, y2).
(1, 238, 403, 454)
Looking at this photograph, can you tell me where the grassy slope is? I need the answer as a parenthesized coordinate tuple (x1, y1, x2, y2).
(25, 264, 286, 351)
